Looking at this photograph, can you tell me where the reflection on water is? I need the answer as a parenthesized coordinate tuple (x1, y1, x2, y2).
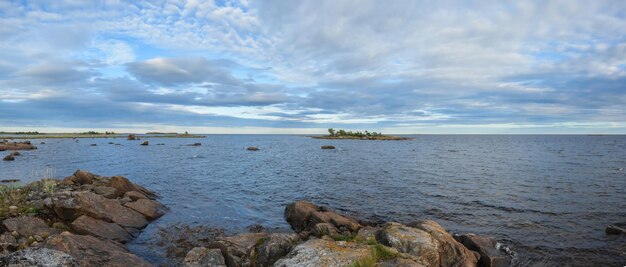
(1, 135, 625, 266)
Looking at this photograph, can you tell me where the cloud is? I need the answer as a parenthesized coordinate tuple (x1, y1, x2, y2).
(126, 57, 241, 86)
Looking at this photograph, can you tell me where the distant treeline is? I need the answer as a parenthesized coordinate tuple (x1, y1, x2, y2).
(79, 131, 116, 135)
(327, 128, 383, 137)
(0, 131, 41, 135)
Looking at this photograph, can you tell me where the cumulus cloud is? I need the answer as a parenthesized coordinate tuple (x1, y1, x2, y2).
(0, 0, 625, 133)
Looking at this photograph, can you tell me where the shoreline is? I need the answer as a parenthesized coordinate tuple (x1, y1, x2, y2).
(0, 134, 206, 139)
(310, 135, 413, 141)
(0, 170, 512, 266)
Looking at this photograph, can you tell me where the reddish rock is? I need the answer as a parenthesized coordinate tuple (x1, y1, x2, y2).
(284, 201, 361, 235)
(70, 215, 131, 243)
(124, 191, 148, 201)
(454, 234, 512, 267)
(109, 176, 157, 199)
(44, 232, 151, 267)
(124, 199, 166, 220)
(3, 217, 58, 237)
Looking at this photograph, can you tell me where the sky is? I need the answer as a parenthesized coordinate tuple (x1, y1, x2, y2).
(0, 0, 625, 134)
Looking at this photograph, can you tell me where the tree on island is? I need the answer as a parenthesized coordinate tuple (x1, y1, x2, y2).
(327, 128, 383, 137)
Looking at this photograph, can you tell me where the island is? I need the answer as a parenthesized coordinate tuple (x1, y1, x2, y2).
(312, 128, 412, 140)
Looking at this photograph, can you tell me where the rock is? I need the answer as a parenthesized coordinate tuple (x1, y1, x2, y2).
(213, 233, 269, 267)
(0, 248, 78, 267)
(253, 233, 299, 267)
(356, 226, 379, 242)
(108, 142, 114, 144)
(140, 141, 149, 146)
(9, 205, 18, 211)
(70, 215, 131, 243)
(124, 191, 148, 201)
(454, 234, 511, 267)
(0, 141, 37, 151)
(284, 201, 361, 236)
(285, 201, 319, 233)
(321, 145, 335, 149)
(0, 232, 18, 251)
(273, 238, 371, 267)
(184, 247, 226, 267)
(247, 223, 265, 233)
(3, 217, 57, 238)
(44, 231, 151, 267)
(52, 191, 148, 228)
(109, 176, 157, 199)
(377, 257, 425, 267)
(93, 186, 121, 198)
(1, 179, 20, 183)
(312, 223, 340, 238)
(124, 198, 166, 220)
(90, 144, 97, 146)
(10, 151, 21, 156)
(377, 221, 478, 267)
(40, 142, 45, 144)
(71, 170, 96, 185)
(127, 134, 138, 140)
(189, 143, 202, 146)
(606, 223, 626, 235)
(3, 155, 14, 161)
(247, 146, 259, 151)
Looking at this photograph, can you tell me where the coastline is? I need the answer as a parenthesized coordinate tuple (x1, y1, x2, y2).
(311, 135, 413, 141)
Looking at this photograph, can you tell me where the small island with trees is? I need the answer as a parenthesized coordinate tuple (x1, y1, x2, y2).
(312, 128, 412, 140)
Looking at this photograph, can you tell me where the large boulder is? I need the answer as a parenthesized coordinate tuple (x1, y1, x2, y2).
(253, 233, 299, 267)
(52, 191, 148, 229)
(124, 198, 166, 220)
(605, 223, 626, 235)
(70, 215, 131, 243)
(273, 238, 371, 267)
(3, 217, 58, 238)
(71, 170, 96, 185)
(212, 233, 269, 267)
(0, 248, 77, 267)
(44, 232, 151, 267)
(93, 186, 121, 199)
(454, 234, 510, 267)
(0, 141, 37, 151)
(184, 247, 227, 267)
(284, 201, 361, 236)
(109, 176, 157, 199)
(377, 221, 478, 267)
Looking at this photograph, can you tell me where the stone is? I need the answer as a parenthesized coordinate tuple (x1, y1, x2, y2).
(284, 201, 319, 233)
(377, 257, 425, 267)
(140, 141, 149, 146)
(454, 234, 511, 267)
(605, 223, 626, 235)
(109, 176, 157, 199)
(184, 247, 227, 267)
(213, 233, 269, 267)
(93, 186, 121, 199)
(124, 191, 148, 201)
(44, 231, 151, 267)
(90, 144, 97, 146)
(10, 151, 20, 156)
(124, 198, 166, 220)
(312, 223, 340, 238)
(127, 134, 138, 140)
(3, 155, 14, 161)
(253, 233, 299, 267)
(52, 191, 148, 228)
(321, 145, 335, 149)
(284, 201, 361, 235)
(0, 141, 37, 151)
(247, 146, 259, 151)
(3, 217, 57, 238)
(70, 215, 131, 243)
(0, 232, 18, 251)
(0, 248, 78, 267)
(377, 221, 478, 267)
(70, 170, 96, 185)
(273, 238, 371, 267)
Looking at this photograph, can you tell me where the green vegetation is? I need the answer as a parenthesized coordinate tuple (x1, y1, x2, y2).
(327, 128, 383, 138)
(313, 128, 411, 140)
(0, 168, 58, 220)
(349, 242, 399, 267)
(0, 131, 41, 135)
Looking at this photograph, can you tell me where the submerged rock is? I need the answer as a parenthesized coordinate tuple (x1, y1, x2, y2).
(247, 146, 260, 151)
(184, 247, 226, 267)
(454, 234, 511, 267)
(273, 238, 370, 267)
(321, 145, 335, 149)
(140, 141, 149, 146)
(44, 232, 151, 267)
(605, 223, 626, 235)
(0, 248, 78, 267)
(3, 155, 14, 161)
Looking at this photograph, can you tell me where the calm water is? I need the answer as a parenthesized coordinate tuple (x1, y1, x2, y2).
(1, 135, 625, 266)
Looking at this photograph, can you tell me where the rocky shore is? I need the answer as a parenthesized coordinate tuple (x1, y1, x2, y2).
(0, 170, 512, 267)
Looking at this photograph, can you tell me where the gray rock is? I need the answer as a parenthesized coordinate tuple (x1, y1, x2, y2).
(605, 223, 626, 235)
(184, 247, 226, 267)
(253, 233, 299, 267)
(3, 217, 57, 238)
(0, 248, 78, 267)
(93, 186, 120, 199)
(273, 238, 370, 267)
(70, 215, 131, 243)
